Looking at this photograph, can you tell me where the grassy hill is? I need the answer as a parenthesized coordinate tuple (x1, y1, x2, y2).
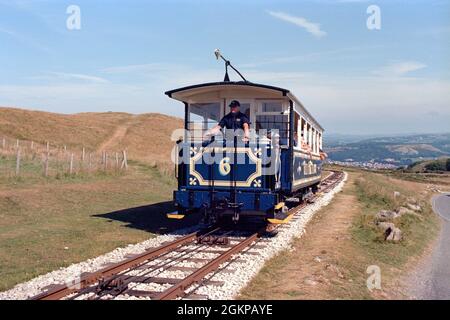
(0, 106, 189, 291)
(407, 158, 450, 173)
(0, 107, 184, 165)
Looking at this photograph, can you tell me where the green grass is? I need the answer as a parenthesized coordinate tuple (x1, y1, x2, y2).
(0, 160, 177, 291)
(389, 171, 450, 186)
(352, 173, 439, 267)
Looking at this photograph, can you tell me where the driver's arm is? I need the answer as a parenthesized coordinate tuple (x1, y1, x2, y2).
(204, 117, 225, 138)
(243, 123, 250, 141)
(206, 125, 222, 136)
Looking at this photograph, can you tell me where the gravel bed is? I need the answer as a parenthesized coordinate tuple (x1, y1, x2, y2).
(0, 173, 347, 300)
(0, 226, 203, 300)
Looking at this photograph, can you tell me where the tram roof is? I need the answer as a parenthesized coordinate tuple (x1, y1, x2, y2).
(165, 81, 323, 132)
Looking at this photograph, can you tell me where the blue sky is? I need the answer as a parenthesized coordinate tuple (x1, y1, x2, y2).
(1, 0, 449, 134)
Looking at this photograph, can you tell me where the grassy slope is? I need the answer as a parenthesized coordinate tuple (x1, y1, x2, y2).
(352, 172, 439, 267)
(0, 107, 186, 291)
(0, 162, 184, 291)
(239, 169, 440, 299)
(0, 107, 183, 164)
(406, 158, 450, 173)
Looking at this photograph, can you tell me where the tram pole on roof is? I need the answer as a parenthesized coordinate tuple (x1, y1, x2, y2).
(214, 49, 248, 83)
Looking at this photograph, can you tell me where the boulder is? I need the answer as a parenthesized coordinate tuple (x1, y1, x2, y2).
(407, 203, 422, 212)
(397, 207, 414, 215)
(377, 222, 396, 232)
(398, 206, 422, 218)
(385, 227, 402, 242)
(407, 197, 417, 204)
(376, 221, 402, 242)
(376, 210, 400, 222)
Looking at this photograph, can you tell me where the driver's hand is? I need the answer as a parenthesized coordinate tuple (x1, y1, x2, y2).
(203, 132, 212, 141)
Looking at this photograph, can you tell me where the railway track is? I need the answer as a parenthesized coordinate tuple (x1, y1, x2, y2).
(30, 170, 345, 301)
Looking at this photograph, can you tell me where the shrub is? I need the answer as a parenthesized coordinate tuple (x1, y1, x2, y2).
(425, 161, 446, 172)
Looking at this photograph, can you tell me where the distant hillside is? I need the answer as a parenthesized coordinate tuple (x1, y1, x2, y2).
(407, 158, 450, 173)
(0, 107, 183, 165)
(325, 133, 450, 166)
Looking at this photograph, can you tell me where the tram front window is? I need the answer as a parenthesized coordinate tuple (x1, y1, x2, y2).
(188, 102, 221, 141)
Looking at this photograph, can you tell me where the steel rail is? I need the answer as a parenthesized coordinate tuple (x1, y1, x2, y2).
(153, 230, 263, 300)
(92, 230, 235, 299)
(30, 230, 202, 300)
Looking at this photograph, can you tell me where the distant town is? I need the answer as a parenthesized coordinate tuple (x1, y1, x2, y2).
(326, 160, 399, 170)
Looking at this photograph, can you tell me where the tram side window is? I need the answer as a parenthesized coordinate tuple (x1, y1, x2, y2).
(294, 113, 300, 147)
(300, 118, 306, 144)
(188, 102, 221, 140)
(262, 102, 282, 113)
(255, 102, 289, 144)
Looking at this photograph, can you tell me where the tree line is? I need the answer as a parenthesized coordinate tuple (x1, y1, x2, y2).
(424, 158, 450, 172)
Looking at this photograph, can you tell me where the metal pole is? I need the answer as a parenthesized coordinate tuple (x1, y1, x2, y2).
(218, 54, 248, 82)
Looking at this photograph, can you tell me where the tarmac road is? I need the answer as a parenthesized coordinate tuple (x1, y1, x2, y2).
(414, 193, 450, 299)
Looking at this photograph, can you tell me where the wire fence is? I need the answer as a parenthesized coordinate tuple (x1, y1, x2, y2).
(0, 137, 128, 180)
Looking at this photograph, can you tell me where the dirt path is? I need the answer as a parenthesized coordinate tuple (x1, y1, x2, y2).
(240, 173, 369, 299)
(97, 116, 138, 152)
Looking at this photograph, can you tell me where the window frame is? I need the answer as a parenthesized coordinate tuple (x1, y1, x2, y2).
(188, 100, 223, 125)
(254, 99, 290, 145)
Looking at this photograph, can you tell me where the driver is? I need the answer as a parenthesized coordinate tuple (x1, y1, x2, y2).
(205, 100, 250, 142)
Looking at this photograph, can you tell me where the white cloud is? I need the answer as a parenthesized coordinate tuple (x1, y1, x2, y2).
(101, 63, 176, 74)
(28, 72, 109, 84)
(0, 26, 51, 53)
(0, 27, 15, 36)
(49, 72, 109, 84)
(372, 61, 427, 77)
(267, 11, 327, 38)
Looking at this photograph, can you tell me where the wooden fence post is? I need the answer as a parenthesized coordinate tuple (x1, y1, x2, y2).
(15, 148, 21, 176)
(121, 150, 128, 170)
(2, 137, 6, 149)
(103, 152, 108, 171)
(44, 151, 49, 177)
(115, 152, 119, 169)
(81, 148, 85, 162)
(16, 139, 20, 149)
(46, 141, 50, 152)
(69, 153, 74, 175)
(31, 141, 34, 150)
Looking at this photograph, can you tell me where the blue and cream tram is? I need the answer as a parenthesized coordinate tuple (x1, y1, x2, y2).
(166, 77, 325, 224)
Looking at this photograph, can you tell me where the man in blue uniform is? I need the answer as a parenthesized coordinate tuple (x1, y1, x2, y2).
(205, 100, 250, 141)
